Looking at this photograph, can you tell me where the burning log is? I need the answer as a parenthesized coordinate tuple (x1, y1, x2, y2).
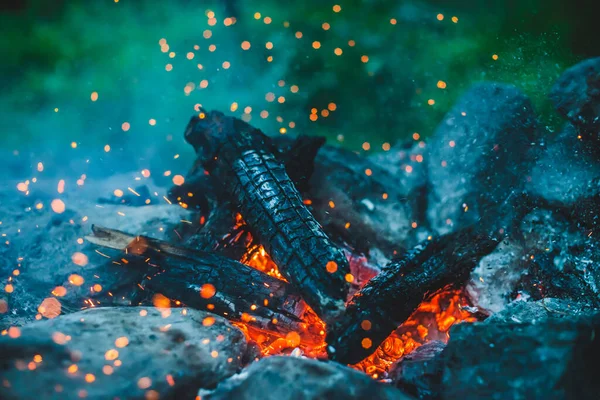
(326, 228, 499, 364)
(85, 226, 322, 344)
(183, 110, 351, 324)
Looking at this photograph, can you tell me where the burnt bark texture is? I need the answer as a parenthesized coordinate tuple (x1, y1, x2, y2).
(326, 227, 499, 364)
(184, 110, 350, 324)
(86, 226, 315, 341)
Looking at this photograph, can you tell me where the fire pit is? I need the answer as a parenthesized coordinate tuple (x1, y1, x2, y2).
(1, 57, 600, 399)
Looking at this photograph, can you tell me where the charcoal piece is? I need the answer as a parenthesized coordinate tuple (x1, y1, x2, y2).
(427, 82, 538, 235)
(527, 124, 600, 229)
(184, 110, 350, 324)
(275, 134, 326, 193)
(390, 340, 446, 399)
(181, 202, 250, 260)
(550, 57, 600, 135)
(440, 315, 600, 399)
(200, 356, 413, 400)
(85, 226, 321, 342)
(0, 307, 247, 400)
(326, 228, 498, 365)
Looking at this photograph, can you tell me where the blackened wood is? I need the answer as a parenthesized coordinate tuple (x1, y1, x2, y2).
(326, 228, 499, 364)
(184, 110, 350, 324)
(86, 226, 320, 343)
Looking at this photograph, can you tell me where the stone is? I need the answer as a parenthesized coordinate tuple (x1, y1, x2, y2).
(0, 178, 192, 327)
(0, 307, 247, 400)
(527, 124, 600, 229)
(550, 57, 600, 133)
(200, 356, 413, 400)
(307, 143, 427, 260)
(427, 82, 537, 235)
(518, 209, 600, 306)
(441, 314, 600, 399)
(465, 239, 526, 314)
(390, 341, 445, 399)
(485, 298, 598, 324)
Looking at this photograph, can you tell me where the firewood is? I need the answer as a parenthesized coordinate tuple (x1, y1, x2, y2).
(326, 227, 499, 364)
(86, 226, 322, 344)
(183, 110, 351, 324)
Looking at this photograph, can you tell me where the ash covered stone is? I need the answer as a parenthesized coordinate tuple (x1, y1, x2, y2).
(527, 124, 600, 229)
(0, 307, 247, 399)
(390, 340, 446, 399)
(466, 239, 526, 314)
(484, 298, 598, 324)
(427, 82, 537, 235)
(440, 312, 600, 399)
(0, 178, 192, 327)
(550, 57, 600, 133)
(200, 356, 413, 400)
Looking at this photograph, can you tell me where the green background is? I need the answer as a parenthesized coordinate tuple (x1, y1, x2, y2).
(0, 0, 596, 164)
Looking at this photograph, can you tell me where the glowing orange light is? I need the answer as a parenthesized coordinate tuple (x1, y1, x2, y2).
(90, 92, 98, 102)
(51, 199, 66, 214)
(172, 175, 185, 186)
(241, 41, 251, 50)
(200, 283, 216, 299)
(326, 261, 338, 273)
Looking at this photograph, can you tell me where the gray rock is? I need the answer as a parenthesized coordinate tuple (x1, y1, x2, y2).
(527, 124, 600, 228)
(0, 307, 246, 399)
(485, 298, 598, 324)
(427, 82, 537, 235)
(200, 356, 413, 400)
(441, 314, 600, 399)
(0, 179, 192, 327)
(550, 57, 600, 133)
(390, 341, 445, 399)
(309, 143, 426, 259)
(518, 209, 600, 306)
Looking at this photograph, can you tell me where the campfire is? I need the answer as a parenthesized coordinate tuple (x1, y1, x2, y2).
(3, 57, 600, 399)
(85, 108, 497, 379)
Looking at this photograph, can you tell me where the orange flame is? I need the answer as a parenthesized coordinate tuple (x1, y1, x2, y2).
(237, 240, 475, 378)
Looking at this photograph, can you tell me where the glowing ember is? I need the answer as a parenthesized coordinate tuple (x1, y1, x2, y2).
(38, 297, 61, 319)
(234, 224, 476, 378)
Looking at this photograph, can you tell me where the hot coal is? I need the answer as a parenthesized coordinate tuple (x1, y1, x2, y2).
(327, 228, 498, 365)
(0, 307, 247, 400)
(184, 110, 351, 324)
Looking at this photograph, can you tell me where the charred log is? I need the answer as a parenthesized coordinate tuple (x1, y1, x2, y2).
(326, 228, 499, 364)
(184, 110, 351, 324)
(86, 226, 322, 344)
